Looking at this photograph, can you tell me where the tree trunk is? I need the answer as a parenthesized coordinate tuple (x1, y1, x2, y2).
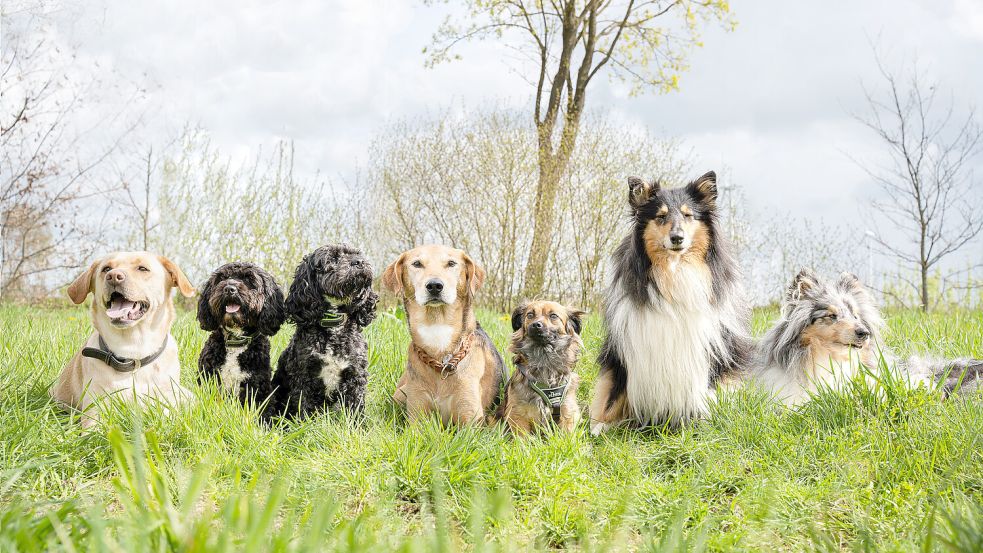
(522, 119, 581, 297)
(920, 263, 929, 313)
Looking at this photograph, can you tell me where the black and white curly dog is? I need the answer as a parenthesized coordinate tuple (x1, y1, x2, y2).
(197, 262, 286, 409)
(271, 244, 378, 419)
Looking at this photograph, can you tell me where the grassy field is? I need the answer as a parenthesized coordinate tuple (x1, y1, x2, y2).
(1, 304, 981, 552)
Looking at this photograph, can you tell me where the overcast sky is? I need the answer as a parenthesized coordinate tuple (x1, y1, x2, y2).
(35, 0, 983, 278)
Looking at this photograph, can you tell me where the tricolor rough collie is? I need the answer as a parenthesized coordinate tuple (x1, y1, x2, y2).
(589, 171, 753, 434)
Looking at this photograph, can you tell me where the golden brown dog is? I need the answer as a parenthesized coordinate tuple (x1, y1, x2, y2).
(497, 301, 585, 434)
(51, 251, 196, 428)
(382, 245, 506, 425)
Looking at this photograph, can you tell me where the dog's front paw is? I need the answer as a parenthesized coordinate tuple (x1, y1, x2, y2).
(590, 421, 610, 436)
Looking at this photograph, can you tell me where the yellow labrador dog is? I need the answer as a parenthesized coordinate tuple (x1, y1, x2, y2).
(51, 252, 196, 428)
(383, 245, 506, 425)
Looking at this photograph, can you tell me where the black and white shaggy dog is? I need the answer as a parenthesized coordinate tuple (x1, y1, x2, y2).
(271, 244, 378, 419)
(589, 171, 753, 434)
(197, 262, 286, 408)
(754, 268, 983, 405)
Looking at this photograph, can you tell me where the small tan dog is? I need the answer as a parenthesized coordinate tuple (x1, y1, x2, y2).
(382, 245, 506, 425)
(51, 251, 196, 428)
(496, 301, 585, 434)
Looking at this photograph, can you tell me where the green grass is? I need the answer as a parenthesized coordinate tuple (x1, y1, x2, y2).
(1, 304, 981, 551)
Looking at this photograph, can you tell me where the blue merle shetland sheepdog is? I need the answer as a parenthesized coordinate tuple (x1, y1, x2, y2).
(589, 171, 753, 434)
(753, 268, 983, 405)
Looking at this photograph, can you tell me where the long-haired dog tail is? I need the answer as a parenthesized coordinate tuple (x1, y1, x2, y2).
(903, 355, 983, 398)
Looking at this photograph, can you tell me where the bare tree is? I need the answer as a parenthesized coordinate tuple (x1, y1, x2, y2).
(852, 54, 983, 311)
(1, 4, 138, 298)
(424, 0, 733, 297)
(365, 108, 690, 309)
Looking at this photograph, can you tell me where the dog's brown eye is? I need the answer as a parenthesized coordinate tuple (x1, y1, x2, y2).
(827, 314, 838, 322)
(549, 313, 559, 321)
(655, 216, 666, 224)
(683, 213, 694, 220)
(411, 260, 423, 268)
(137, 266, 149, 272)
(447, 260, 457, 267)
(101, 266, 111, 273)
(527, 312, 535, 319)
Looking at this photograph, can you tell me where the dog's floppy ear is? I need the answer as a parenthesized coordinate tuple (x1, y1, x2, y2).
(159, 255, 196, 297)
(787, 268, 820, 304)
(67, 260, 100, 304)
(510, 301, 528, 332)
(382, 253, 406, 296)
(351, 287, 379, 328)
(565, 307, 586, 336)
(687, 171, 717, 209)
(258, 271, 287, 336)
(284, 254, 323, 326)
(196, 273, 219, 331)
(462, 252, 485, 297)
(628, 176, 658, 210)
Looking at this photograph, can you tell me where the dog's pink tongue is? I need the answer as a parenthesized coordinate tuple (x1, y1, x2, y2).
(225, 303, 241, 313)
(107, 298, 136, 319)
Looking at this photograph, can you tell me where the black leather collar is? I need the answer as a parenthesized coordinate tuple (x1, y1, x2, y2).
(81, 335, 168, 373)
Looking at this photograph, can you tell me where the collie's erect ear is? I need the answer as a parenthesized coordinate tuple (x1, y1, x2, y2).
(159, 256, 196, 297)
(688, 171, 718, 209)
(628, 176, 658, 210)
(510, 301, 528, 332)
(787, 268, 820, 303)
(462, 252, 485, 297)
(836, 272, 863, 293)
(565, 307, 586, 335)
(837, 271, 876, 305)
(381, 253, 406, 296)
(67, 260, 100, 305)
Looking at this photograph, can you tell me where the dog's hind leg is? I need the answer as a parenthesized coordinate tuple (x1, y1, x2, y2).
(588, 368, 628, 436)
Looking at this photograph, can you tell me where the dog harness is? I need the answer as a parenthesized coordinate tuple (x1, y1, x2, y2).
(413, 332, 476, 379)
(516, 364, 569, 423)
(319, 296, 349, 328)
(222, 326, 257, 347)
(81, 335, 168, 373)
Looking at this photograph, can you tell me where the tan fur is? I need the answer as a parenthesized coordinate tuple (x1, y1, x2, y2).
(500, 374, 581, 434)
(51, 252, 196, 429)
(588, 369, 628, 432)
(642, 217, 712, 302)
(499, 301, 583, 434)
(384, 245, 501, 425)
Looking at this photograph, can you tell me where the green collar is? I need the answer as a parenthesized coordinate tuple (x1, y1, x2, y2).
(517, 364, 569, 422)
(223, 326, 257, 347)
(319, 295, 349, 328)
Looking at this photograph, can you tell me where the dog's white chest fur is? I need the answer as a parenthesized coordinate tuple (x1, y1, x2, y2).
(609, 266, 723, 425)
(316, 350, 348, 394)
(758, 351, 862, 407)
(416, 324, 454, 352)
(220, 345, 248, 394)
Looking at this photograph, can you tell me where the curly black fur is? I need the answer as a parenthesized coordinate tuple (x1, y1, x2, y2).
(197, 262, 286, 411)
(271, 244, 378, 419)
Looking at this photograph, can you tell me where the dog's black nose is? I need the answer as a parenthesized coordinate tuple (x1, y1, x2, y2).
(425, 279, 444, 294)
(224, 284, 238, 295)
(669, 232, 685, 246)
(855, 327, 870, 340)
(530, 321, 544, 330)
